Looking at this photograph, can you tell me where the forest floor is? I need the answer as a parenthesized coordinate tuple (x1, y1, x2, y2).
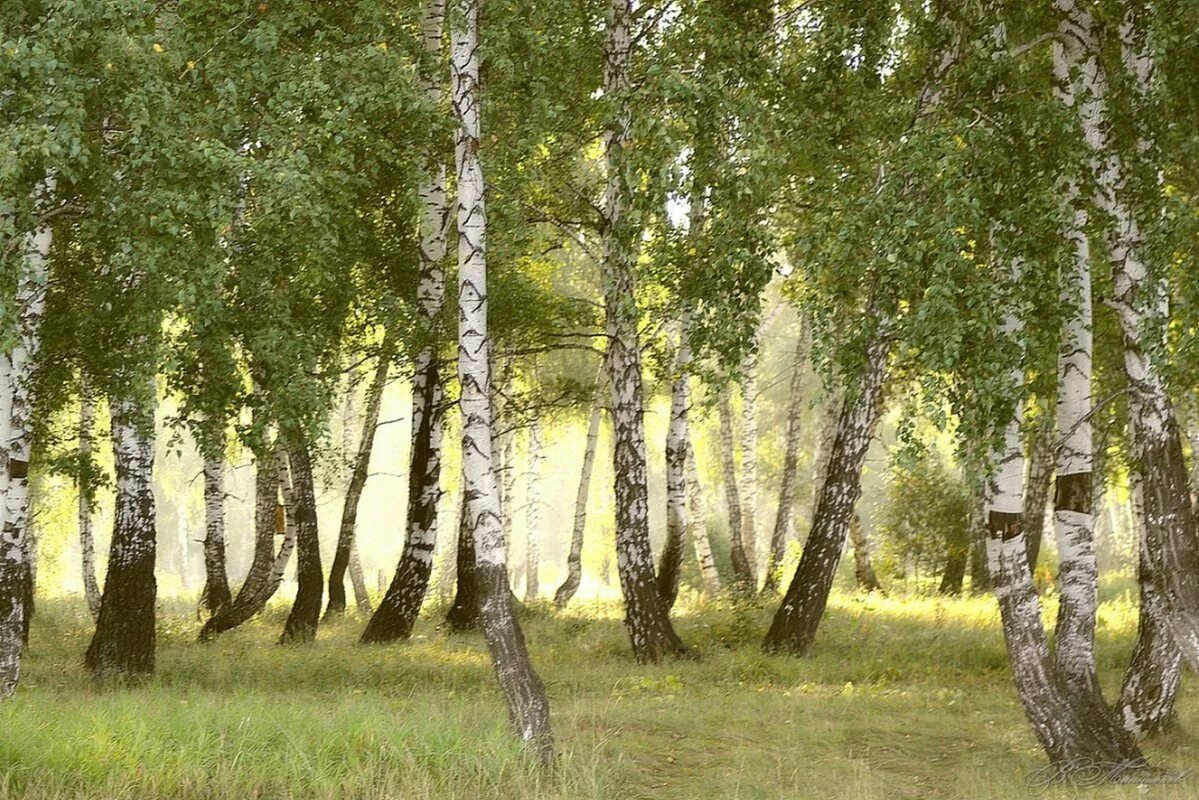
(2, 576, 1196, 800)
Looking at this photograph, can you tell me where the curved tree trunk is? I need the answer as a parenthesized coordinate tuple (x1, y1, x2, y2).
(764, 331, 888, 655)
(553, 395, 602, 609)
(451, 0, 553, 756)
(764, 331, 807, 595)
(360, 0, 449, 644)
(1057, 0, 1199, 670)
(326, 353, 388, 619)
(200, 455, 232, 616)
(685, 440, 722, 596)
(600, 0, 687, 663)
(85, 379, 157, 680)
(718, 387, 753, 593)
(657, 323, 691, 610)
(0, 177, 54, 695)
(982, 264, 1140, 767)
(279, 439, 322, 644)
(78, 391, 102, 621)
(199, 445, 293, 640)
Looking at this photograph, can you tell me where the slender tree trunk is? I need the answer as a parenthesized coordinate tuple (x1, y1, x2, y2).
(361, 0, 449, 645)
(739, 357, 760, 581)
(685, 442, 722, 596)
(1050, 179, 1099, 696)
(201, 448, 294, 642)
(200, 455, 232, 616)
(523, 421, 542, 603)
(78, 391, 102, 620)
(764, 331, 807, 595)
(982, 245, 1139, 766)
(718, 387, 753, 593)
(1022, 415, 1055, 573)
(657, 322, 691, 610)
(764, 332, 888, 655)
(1057, 0, 1199, 670)
(0, 175, 54, 695)
(847, 512, 883, 593)
(553, 394, 602, 609)
(326, 353, 387, 619)
(199, 445, 293, 640)
(452, 0, 554, 757)
(600, 0, 687, 662)
(348, 540, 370, 614)
(968, 478, 992, 593)
(939, 523, 969, 595)
(85, 379, 157, 680)
(279, 439, 322, 644)
(444, 499, 479, 631)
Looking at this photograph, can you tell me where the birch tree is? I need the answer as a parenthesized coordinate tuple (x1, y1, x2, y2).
(84, 375, 158, 680)
(451, 0, 553, 757)
(600, 0, 688, 662)
(326, 352, 388, 619)
(361, 0, 451, 644)
(657, 321, 692, 610)
(1055, 0, 1199, 670)
(553, 393, 603, 609)
(0, 175, 55, 696)
(77, 391, 102, 620)
(279, 439, 322, 644)
(763, 328, 808, 594)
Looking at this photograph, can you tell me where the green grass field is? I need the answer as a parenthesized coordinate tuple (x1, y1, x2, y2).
(3, 580, 1196, 800)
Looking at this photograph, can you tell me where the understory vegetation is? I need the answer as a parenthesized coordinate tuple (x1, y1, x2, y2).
(4, 583, 1196, 800)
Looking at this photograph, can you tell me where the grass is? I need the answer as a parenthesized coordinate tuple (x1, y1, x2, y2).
(2, 577, 1196, 800)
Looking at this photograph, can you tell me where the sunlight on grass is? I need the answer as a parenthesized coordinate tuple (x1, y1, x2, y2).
(0, 585, 1195, 799)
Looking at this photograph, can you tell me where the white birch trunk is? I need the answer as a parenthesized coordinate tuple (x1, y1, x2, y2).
(600, 0, 687, 660)
(0, 173, 56, 697)
(452, 0, 552, 756)
(739, 357, 759, 580)
(360, 0, 449, 644)
(1050, 164, 1099, 695)
(78, 390, 102, 620)
(1055, 0, 1199, 669)
(657, 319, 691, 608)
